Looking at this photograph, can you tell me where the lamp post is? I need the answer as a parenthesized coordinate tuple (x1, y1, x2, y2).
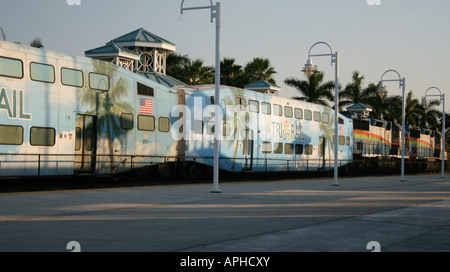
(423, 87, 446, 179)
(303, 42, 339, 186)
(181, 0, 222, 193)
(378, 70, 406, 182)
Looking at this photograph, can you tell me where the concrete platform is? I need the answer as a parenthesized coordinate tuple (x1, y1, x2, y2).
(1, 174, 450, 252)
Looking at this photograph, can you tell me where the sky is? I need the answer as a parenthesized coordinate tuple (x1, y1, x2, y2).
(1, 0, 449, 112)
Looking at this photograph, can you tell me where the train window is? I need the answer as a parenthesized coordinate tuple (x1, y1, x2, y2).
(313, 111, 321, 122)
(285, 143, 294, 154)
(30, 127, 55, 146)
(85, 127, 93, 151)
(0, 125, 23, 145)
(249, 100, 259, 113)
(339, 118, 344, 125)
(274, 142, 283, 154)
(295, 108, 303, 119)
(273, 104, 282, 116)
(138, 115, 155, 131)
(30, 62, 55, 83)
(89, 73, 109, 91)
(0, 56, 23, 79)
(261, 102, 271, 115)
(262, 141, 272, 153)
(284, 106, 293, 118)
(75, 127, 82, 151)
(305, 144, 313, 155)
(236, 97, 247, 110)
(304, 110, 312, 121)
(61, 68, 83, 87)
(137, 82, 154, 96)
(322, 113, 329, 124)
(339, 136, 345, 145)
(159, 117, 170, 132)
(121, 113, 134, 130)
(346, 136, 350, 146)
(295, 144, 303, 155)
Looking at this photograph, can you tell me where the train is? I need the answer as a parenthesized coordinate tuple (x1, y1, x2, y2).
(0, 40, 446, 180)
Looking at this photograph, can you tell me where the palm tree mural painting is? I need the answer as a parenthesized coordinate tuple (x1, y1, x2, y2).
(79, 60, 133, 174)
(319, 107, 335, 169)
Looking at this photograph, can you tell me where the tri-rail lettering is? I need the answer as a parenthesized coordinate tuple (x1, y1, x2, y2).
(0, 87, 32, 120)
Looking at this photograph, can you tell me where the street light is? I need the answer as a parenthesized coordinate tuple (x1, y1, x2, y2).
(181, 0, 222, 193)
(378, 70, 406, 182)
(303, 42, 340, 186)
(423, 87, 446, 179)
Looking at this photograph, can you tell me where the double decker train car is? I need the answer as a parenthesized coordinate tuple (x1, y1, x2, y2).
(0, 41, 354, 180)
(178, 85, 353, 176)
(0, 41, 180, 177)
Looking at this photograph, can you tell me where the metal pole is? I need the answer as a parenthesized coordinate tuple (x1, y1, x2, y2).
(333, 51, 339, 186)
(211, 2, 221, 193)
(304, 42, 339, 186)
(401, 79, 406, 182)
(180, 1, 222, 193)
(442, 93, 446, 179)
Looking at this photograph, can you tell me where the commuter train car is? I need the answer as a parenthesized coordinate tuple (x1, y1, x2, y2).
(0, 41, 179, 177)
(177, 86, 354, 175)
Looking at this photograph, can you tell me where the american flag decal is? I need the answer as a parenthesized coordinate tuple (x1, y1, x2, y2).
(140, 98, 153, 114)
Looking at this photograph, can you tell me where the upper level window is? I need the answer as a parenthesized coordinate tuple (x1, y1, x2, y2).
(249, 100, 259, 113)
(295, 108, 303, 119)
(89, 73, 109, 91)
(61, 68, 83, 87)
(261, 102, 271, 115)
(313, 111, 321, 122)
(0, 56, 23, 79)
(236, 97, 247, 110)
(30, 62, 55, 83)
(273, 104, 282, 116)
(304, 110, 312, 121)
(284, 106, 293, 118)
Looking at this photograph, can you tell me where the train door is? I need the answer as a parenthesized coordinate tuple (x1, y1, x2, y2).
(319, 137, 326, 169)
(242, 113, 253, 171)
(75, 114, 97, 173)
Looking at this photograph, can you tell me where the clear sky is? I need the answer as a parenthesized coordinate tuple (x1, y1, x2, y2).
(1, 0, 449, 112)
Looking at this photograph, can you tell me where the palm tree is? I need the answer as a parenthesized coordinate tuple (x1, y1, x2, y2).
(404, 91, 425, 126)
(340, 71, 377, 109)
(180, 58, 214, 85)
(243, 57, 277, 85)
(418, 99, 441, 129)
(166, 52, 189, 78)
(29, 37, 44, 48)
(220, 57, 243, 87)
(366, 93, 402, 120)
(285, 71, 335, 107)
